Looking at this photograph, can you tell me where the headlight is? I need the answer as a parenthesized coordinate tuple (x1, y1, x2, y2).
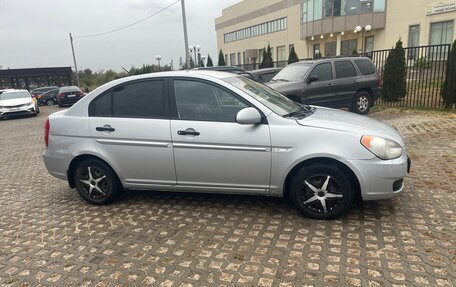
(361, 135, 402, 160)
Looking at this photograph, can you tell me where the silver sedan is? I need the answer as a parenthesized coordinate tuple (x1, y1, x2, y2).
(43, 71, 410, 219)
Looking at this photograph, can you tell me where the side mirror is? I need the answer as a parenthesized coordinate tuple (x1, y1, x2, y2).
(236, 107, 262, 125)
(306, 75, 319, 84)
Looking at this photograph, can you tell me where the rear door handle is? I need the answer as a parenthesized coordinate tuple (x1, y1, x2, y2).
(96, 125, 115, 132)
(177, 128, 200, 136)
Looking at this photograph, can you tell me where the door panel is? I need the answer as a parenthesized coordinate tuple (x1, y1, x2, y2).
(170, 78, 271, 193)
(171, 120, 271, 191)
(89, 118, 175, 185)
(303, 62, 336, 107)
(87, 79, 176, 186)
(333, 60, 359, 107)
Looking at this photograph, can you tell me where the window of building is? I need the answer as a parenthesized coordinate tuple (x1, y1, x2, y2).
(430, 20, 454, 45)
(325, 42, 337, 57)
(341, 39, 358, 55)
(324, 0, 333, 18)
(335, 61, 357, 78)
(173, 80, 248, 122)
(259, 48, 265, 61)
(225, 54, 228, 65)
(408, 25, 420, 47)
(373, 0, 385, 12)
(314, 0, 323, 20)
(277, 46, 286, 62)
(90, 80, 165, 118)
(230, 53, 236, 65)
(360, 0, 373, 13)
(313, 43, 321, 57)
(237, 52, 242, 65)
(365, 36, 374, 53)
(309, 62, 333, 81)
(345, 0, 360, 15)
(223, 17, 287, 43)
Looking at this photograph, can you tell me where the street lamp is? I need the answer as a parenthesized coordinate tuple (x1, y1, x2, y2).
(354, 25, 372, 53)
(155, 55, 162, 67)
(201, 55, 206, 67)
(189, 45, 201, 66)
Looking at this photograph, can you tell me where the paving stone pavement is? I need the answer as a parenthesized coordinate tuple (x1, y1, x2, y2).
(0, 106, 455, 287)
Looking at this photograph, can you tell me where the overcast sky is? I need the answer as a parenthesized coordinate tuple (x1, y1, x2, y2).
(0, 0, 241, 71)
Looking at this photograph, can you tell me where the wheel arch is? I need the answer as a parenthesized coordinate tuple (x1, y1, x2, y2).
(283, 157, 361, 201)
(67, 154, 122, 189)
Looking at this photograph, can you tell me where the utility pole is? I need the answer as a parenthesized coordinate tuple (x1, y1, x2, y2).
(69, 33, 80, 87)
(180, 0, 190, 70)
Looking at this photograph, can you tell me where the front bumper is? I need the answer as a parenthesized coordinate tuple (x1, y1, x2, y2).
(349, 153, 409, 201)
(0, 106, 36, 118)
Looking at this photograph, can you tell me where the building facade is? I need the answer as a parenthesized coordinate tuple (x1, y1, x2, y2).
(215, 0, 456, 66)
(0, 67, 73, 90)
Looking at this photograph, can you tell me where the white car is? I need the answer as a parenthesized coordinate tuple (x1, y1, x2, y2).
(0, 89, 39, 119)
(43, 71, 410, 219)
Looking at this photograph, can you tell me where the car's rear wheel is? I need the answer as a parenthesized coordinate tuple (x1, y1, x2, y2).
(351, 91, 371, 114)
(74, 159, 121, 205)
(290, 164, 354, 219)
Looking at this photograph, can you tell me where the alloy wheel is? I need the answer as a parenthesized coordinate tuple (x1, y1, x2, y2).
(78, 166, 110, 200)
(300, 174, 344, 214)
(357, 96, 369, 112)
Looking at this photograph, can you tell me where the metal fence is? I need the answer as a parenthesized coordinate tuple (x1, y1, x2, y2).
(366, 44, 453, 109)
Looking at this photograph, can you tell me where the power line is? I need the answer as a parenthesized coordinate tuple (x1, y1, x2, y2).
(73, 0, 180, 39)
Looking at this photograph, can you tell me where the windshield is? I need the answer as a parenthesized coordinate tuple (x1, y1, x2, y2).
(272, 64, 312, 82)
(0, 91, 31, 101)
(223, 76, 306, 117)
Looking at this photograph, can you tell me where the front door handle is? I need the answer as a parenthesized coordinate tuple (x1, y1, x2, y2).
(96, 125, 115, 132)
(177, 128, 200, 136)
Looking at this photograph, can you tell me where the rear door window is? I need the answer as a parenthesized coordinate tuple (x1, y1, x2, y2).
(90, 80, 166, 118)
(354, 59, 376, 75)
(334, 61, 357, 79)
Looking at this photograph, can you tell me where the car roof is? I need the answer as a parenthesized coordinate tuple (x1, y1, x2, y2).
(290, 56, 372, 66)
(250, 67, 282, 74)
(195, 66, 245, 72)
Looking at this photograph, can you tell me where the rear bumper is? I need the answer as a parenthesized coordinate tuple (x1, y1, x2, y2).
(58, 96, 83, 106)
(372, 87, 382, 103)
(42, 149, 69, 180)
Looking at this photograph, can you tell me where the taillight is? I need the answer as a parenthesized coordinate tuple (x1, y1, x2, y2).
(58, 93, 65, 98)
(44, 118, 50, 147)
(77, 91, 83, 96)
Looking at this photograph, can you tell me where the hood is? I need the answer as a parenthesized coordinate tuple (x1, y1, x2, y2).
(266, 80, 293, 90)
(0, 97, 33, 107)
(297, 107, 405, 146)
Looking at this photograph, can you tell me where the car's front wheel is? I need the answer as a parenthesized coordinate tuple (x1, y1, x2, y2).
(46, 99, 55, 106)
(74, 159, 121, 205)
(290, 163, 354, 219)
(351, 91, 371, 114)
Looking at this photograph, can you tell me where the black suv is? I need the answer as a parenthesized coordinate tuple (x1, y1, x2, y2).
(267, 57, 381, 114)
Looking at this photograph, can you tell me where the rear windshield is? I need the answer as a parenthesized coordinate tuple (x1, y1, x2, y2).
(354, 59, 376, 75)
(60, 86, 81, 93)
(0, 91, 31, 101)
(272, 64, 312, 82)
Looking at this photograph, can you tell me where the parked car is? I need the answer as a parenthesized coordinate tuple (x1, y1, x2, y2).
(57, 86, 85, 107)
(37, 88, 59, 106)
(249, 67, 282, 83)
(43, 71, 409, 219)
(194, 66, 254, 79)
(0, 89, 39, 119)
(267, 57, 381, 114)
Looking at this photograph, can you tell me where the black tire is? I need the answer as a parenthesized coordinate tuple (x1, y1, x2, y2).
(73, 159, 121, 205)
(351, 91, 371, 114)
(58, 103, 63, 107)
(290, 164, 354, 219)
(46, 99, 55, 106)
